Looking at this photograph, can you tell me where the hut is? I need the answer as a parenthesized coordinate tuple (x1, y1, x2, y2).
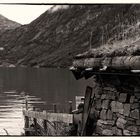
(70, 40, 140, 136)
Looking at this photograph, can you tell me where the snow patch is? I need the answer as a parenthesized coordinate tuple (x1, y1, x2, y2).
(49, 5, 70, 13)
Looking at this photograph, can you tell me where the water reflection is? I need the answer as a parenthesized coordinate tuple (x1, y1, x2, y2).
(0, 67, 93, 135)
(0, 90, 46, 135)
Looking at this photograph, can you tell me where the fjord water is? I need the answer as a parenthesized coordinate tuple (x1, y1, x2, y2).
(0, 67, 92, 135)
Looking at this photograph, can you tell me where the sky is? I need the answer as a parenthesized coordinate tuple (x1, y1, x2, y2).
(0, 1, 137, 25)
(0, 4, 53, 24)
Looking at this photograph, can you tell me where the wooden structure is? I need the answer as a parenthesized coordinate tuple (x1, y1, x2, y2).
(70, 43, 140, 136)
(22, 85, 93, 136)
(23, 110, 73, 136)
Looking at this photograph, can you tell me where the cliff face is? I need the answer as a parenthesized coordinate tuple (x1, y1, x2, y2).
(0, 5, 140, 67)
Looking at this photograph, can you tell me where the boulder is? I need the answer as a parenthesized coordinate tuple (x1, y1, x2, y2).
(107, 109, 113, 120)
(119, 93, 127, 103)
(102, 100, 109, 109)
(130, 109, 139, 119)
(102, 129, 113, 135)
(116, 118, 127, 129)
(100, 109, 107, 120)
(112, 127, 122, 135)
(123, 104, 130, 116)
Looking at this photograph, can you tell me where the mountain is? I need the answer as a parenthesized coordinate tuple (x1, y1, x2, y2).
(0, 14, 21, 32)
(0, 5, 140, 67)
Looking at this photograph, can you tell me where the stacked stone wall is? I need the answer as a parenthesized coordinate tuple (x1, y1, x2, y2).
(90, 83, 140, 136)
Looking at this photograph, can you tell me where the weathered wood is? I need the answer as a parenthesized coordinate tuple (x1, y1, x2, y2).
(53, 104, 57, 113)
(68, 101, 72, 114)
(23, 110, 73, 124)
(43, 110, 47, 132)
(24, 116, 29, 135)
(81, 86, 93, 136)
(25, 116, 29, 127)
(25, 98, 28, 110)
(33, 117, 37, 135)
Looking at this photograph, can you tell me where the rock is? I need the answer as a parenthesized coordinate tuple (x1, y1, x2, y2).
(95, 99, 102, 110)
(97, 119, 115, 125)
(123, 130, 131, 135)
(112, 127, 122, 135)
(116, 113, 125, 119)
(116, 102, 124, 114)
(134, 90, 140, 99)
(126, 117, 135, 121)
(119, 93, 127, 103)
(134, 98, 138, 102)
(132, 132, 139, 135)
(127, 120, 136, 125)
(101, 124, 113, 130)
(130, 96, 135, 103)
(96, 126, 103, 135)
(102, 100, 109, 109)
(101, 94, 106, 100)
(112, 113, 117, 121)
(111, 101, 123, 114)
(107, 109, 113, 120)
(126, 126, 138, 132)
(103, 87, 117, 93)
(105, 92, 115, 100)
(111, 101, 116, 112)
(95, 94, 101, 99)
(136, 120, 140, 125)
(123, 104, 130, 116)
(130, 109, 139, 119)
(116, 118, 127, 129)
(100, 109, 107, 120)
(135, 94, 140, 99)
(131, 103, 139, 109)
(102, 129, 113, 135)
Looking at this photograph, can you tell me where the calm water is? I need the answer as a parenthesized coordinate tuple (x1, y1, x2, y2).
(0, 67, 93, 135)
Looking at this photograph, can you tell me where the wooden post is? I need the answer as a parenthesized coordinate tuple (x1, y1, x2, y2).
(33, 107, 38, 135)
(43, 110, 47, 135)
(53, 104, 57, 113)
(25, 96, 28, 110)
(81, 86, 93, 136)
(25, 116, 30, 135)
(68, 101, 72, 114)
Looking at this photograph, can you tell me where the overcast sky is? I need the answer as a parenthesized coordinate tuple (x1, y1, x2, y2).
(0, 5, 53, 24)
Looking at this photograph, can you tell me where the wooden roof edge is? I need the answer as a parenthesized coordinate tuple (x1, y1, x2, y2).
(72, 55, 140, 70)
(70, 55, 140, 79)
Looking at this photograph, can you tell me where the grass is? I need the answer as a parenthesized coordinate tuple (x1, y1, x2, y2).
(76, 20, 140, 59)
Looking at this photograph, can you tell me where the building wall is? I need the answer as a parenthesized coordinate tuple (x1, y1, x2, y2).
(89, 75, 140, 136)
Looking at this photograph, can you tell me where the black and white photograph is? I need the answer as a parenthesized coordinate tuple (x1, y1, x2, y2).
(0, 2, 139, 137)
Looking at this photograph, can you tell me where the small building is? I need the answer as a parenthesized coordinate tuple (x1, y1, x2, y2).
(71, 43, 140, 136)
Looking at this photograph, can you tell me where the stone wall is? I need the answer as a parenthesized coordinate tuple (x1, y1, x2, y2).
(89, 76, 140, 136)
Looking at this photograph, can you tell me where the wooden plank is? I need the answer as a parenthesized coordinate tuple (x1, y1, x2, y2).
(81, 86, 92, 136)
(23, 110, 73, 124)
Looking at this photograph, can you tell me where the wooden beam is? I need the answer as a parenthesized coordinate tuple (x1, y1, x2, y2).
(73, 56, 140, 70)
(81, 86, 93, 136)
(23, 110, 73, 124)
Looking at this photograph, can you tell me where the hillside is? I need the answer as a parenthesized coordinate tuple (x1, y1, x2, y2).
(0, 5, 140, 67)
(0, 14, 21, 32)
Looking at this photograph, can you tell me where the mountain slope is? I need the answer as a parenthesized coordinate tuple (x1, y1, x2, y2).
(0, 14, 21, 32)
(0, 5, 140, 67)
